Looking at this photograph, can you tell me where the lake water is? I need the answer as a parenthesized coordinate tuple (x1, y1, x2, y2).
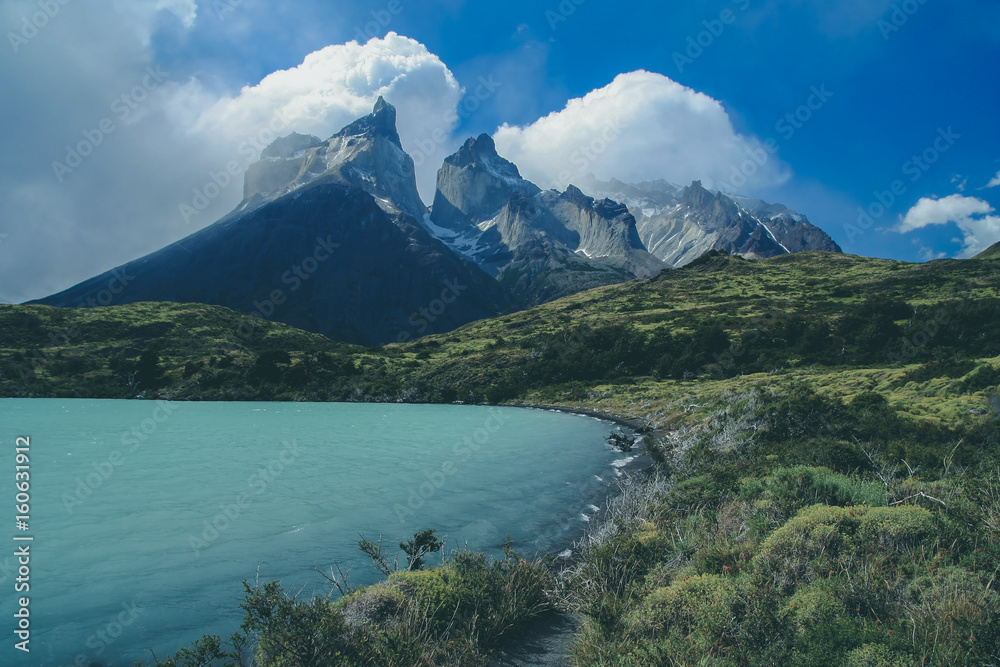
(0, 399, 638, 666)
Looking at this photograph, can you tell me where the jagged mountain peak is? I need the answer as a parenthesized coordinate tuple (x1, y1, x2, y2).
(430, 133, 538, 232)
(560, 184, 591, 206)
(581, 177, 841, 266)
(559, 185, 631, 222)
(333, 96, 402, 148)
(446, 133, 527, 186)
(681, 180, 719, 208)
(241, 97, 427, 223)
(449, 133, 499, 164)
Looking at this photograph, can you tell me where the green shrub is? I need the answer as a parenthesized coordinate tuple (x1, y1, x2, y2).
(844, 643, 918, 667)
(753, 504, 860, 590)
(389, 567, 463, 635)
(741, 466, 885, 516)
(899, 567, 1000, 666)
(627, 573, 738, 654)
(782, 578, 862, 666)
(571, 530, 667, 630)
(854, 505, 935, 554)
(669, 474, 722, 509)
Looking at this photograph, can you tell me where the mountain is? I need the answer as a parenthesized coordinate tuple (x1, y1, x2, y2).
(578, 177, 842, 266)
(33, 100, 510, 346)
(240, 96, 428, 223)
(33, 99, 846, 343)
(976, 240, 1000, 259)
(428, 134, 664, 304)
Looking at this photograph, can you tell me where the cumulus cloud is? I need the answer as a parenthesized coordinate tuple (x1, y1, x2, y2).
(987, 170, 1000, 188)
(897, 194, 1000, 257)
(0, 27, 463, 303)
(191, 33, 462, 199)
(493, 70, 789, 193)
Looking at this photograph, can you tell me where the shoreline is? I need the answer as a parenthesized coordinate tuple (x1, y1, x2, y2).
(487, 403, 657, 667)
(506, 401, 656, 555)
(505, 402, 652, 434)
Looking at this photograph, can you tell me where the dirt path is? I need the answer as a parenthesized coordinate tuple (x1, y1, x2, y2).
(488, 613, 582, 667)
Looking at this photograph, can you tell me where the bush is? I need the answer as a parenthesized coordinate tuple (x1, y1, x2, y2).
(627, 574, 739, 659)
(782, 578, 862, 666)
(389, 567, 463, 636)
(740, 466, 886, 517)
(854, 505, 935, 554)
(898, 567, 1000, 666)
(753, 504, 859, 590)
(844, 643, 919, 667)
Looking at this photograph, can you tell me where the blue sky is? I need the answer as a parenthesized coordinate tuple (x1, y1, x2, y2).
(1, 0, 998, 303)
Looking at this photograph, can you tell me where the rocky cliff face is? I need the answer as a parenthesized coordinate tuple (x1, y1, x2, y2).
(428, 135, 664, 304)
(35, 101, 509, 346)
(580, 177, 842, 266)
(34, 99, 845, 345)
(241, 97, 427, 224)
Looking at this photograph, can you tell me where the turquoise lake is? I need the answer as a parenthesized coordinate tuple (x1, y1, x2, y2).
(0, 399, 639, 666)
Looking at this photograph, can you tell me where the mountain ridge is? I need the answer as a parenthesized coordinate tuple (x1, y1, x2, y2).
(33, 100, 511, 346)
(579, 175, 841, 266)
(33, 97, 845, 344)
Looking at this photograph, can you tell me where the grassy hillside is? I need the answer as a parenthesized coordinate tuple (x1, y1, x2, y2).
(977, 240, 1000, 260)
(0, 301, 376, 400)
(5, 251, 999, 412)
(3, 251, 1000, 666)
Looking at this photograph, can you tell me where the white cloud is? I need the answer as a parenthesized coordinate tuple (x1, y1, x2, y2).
(987, 170, 1000, 188)
(917, 246, 946, 262)
(192, 33, 463, 200)
(0, 28, 465, 303)
(492, 70, 789, 193)
(897, 194, 1000, 257)
(155, 0, 198, 28)
(0, 22, 821, 305)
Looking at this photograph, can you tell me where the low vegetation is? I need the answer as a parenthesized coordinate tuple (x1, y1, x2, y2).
(142, 535, 555, 667)
(3, 251, 1000, 664)
(561, 387, 999, 666)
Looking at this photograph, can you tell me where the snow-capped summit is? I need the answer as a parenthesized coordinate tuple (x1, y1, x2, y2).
(579, 176, 842, 266)
(429, 137, 663, 304)
(242, 97, 427, 224)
